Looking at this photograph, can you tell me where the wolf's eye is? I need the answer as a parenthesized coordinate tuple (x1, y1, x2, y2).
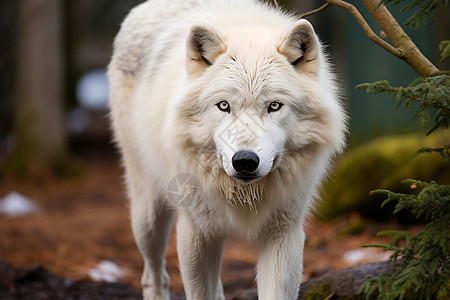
(268, 101, 283, 113)
(217, 100, 230, 113)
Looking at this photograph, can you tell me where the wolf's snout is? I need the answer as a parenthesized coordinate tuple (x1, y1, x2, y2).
(232, 150, 259, 174)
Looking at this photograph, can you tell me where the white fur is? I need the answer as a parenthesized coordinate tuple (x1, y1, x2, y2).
(108, 0, 346, 299)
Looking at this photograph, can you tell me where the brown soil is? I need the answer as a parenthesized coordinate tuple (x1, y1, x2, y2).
(0, 151, 423, 299)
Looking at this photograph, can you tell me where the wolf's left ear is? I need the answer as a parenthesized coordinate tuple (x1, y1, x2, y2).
(187, 24, 226, 76)
(278, 20, 320, 75)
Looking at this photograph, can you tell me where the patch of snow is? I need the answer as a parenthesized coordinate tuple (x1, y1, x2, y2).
(0, 192, 41, 216)
(89, 260, 124, 283)
(343, 248, 391, 265)
(76, 69, 109, 110)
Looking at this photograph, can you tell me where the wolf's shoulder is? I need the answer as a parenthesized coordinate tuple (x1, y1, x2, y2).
(110, 0, 199, 76)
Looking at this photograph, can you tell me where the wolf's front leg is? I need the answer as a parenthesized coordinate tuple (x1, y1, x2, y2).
(131, 197, 175, 300)
(177, 212, 225, 300)
(256, 224, 305, 300)
(127, 164, 175, 300)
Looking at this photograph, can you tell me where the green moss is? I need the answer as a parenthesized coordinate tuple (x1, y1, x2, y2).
(317, 131, 450, 221)
(303, 284, 332, 300)
(303, 283, 368, 300)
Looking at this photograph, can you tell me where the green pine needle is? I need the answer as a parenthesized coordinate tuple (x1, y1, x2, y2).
(440, 40, 450, 61)
(360, 181, 450, 299)
(356, 72, 450, 134)
(379, 0, 448, 29)
(356, 1, 449, 299)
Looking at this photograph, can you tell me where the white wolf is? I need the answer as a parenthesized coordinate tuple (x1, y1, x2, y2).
(108, 0, 346, 299)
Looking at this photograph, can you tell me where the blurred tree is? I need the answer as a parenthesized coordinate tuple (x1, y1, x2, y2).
(12, 0, 68, 175)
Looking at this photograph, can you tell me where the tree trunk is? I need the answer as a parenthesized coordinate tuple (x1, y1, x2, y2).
(13, 0, 67, 175)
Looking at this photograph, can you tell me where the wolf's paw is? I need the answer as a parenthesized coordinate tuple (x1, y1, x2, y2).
(142, 286, 170, 300)
(216, 280, 225, 300)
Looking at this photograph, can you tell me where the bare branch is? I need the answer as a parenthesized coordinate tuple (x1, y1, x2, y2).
(300, 0, 440, 76)
(325, 0, 402, 58)
(299, 3, 331, 19)
(273, 0, 279, 9)
(360, 0, 439, 76)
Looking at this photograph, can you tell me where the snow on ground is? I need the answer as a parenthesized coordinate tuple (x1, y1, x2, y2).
(0, 192, 41, 216)
(343, 248, 391, 265)
(88, 260, 125, 283)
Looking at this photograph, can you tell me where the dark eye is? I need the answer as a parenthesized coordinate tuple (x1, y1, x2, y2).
(268, 101, 283, 113)
(217, 100, 230, 113)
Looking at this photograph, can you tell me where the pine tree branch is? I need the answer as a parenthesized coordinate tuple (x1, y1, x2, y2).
(360, 0, 439, 76)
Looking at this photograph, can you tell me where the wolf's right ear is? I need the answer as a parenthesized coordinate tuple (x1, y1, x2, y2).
(187, 24, 226, 76)
(278, 20, 320, 75)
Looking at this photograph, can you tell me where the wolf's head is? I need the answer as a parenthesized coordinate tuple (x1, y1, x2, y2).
(176, 19, 346, 186)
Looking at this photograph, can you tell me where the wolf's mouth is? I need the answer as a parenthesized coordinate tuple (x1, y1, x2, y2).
(233, 174, 260, 183)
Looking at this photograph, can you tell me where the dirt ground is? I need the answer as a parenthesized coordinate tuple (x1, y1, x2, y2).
(0, 141, 424, 299)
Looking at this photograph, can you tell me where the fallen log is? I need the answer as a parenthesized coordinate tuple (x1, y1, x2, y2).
(232, 261, 395, 300)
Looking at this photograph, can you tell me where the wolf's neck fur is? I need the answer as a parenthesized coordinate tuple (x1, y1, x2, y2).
(217, 176, 265, 214)
(195, 152, 266, 213)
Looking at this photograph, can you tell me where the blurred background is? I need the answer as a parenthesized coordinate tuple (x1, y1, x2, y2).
(1, 0, 448, 168)
(0, 0, 448, 298)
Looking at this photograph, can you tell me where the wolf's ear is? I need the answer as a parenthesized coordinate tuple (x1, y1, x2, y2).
(278, 20, 320, 75)
(187, 24, 226, 76)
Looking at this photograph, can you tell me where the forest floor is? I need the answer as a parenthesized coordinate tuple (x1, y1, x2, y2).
(0, 134, 424, 299)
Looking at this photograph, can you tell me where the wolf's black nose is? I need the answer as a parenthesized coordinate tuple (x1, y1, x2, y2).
(232, 150, 259, 173)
